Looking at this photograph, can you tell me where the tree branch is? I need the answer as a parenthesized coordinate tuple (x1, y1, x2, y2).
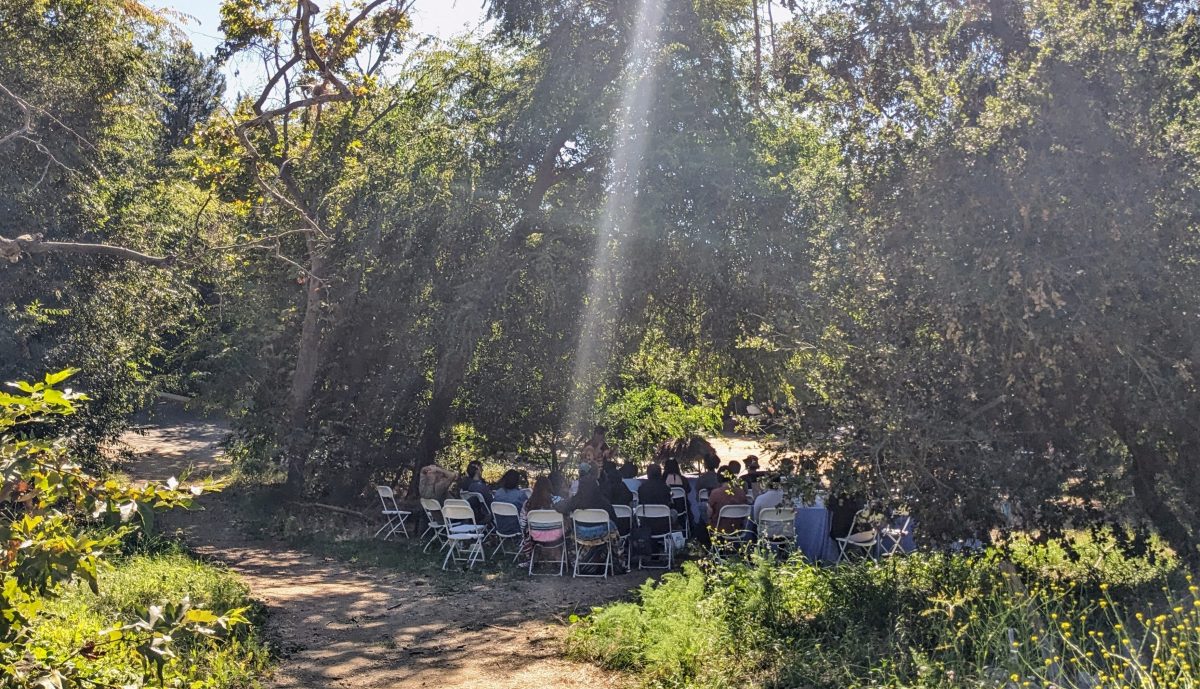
(0, 234, 171, 266)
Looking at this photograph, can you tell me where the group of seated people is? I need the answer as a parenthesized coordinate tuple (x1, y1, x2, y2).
(451, 449, 797, 567)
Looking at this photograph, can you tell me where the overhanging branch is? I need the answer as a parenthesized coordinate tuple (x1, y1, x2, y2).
(0, 233, 172, 266)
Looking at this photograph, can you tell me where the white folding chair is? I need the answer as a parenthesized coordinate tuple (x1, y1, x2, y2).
(669, 486, 689, 538)
(878, 515, 912, 557)
(419, 498, 449, 553)
(757, 506, 797, 553)
(460, 490, 492, 521)
(373, 486, 412, 540)
(441, 503, 488, 569)
(443, 497, 471, 510)
(711, 504, 753, 557)
(490, 501, 524, 560)
(698, 488, 710, 506)
(836, 509, 878, 563)
(527, 509, 567, 576)
(635, 504, 675, 570)
(613, 504, 634, 570)
(571, 509, 615, 579)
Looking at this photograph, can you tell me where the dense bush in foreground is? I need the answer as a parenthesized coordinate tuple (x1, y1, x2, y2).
(1, 373, 264, 687)
(29, 551, 268, 688)
(569, 536, 1193, 689)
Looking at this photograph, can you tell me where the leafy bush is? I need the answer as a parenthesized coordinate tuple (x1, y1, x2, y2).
(0, 371, 256, 687)
(599, 386, 722, 462)
(32, 554, 267, 689)
(568, 543, 1197, 689)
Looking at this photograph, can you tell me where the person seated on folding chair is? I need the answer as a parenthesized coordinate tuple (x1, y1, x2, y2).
(459, 460, 493, 522)
(618, 458, 639, 479)
(637, 463, 670, 505)
(554, 463, 622, 570)
(600, 458, 633, 507)
(493, 469, 528, 513)
(707, 470, 750, 532)
(751, 474, 785, 524)
(548, 470, 569, 504)
(695, 453, 722, 495)
(519, 475, 560, 566)
(743, 455, 770, 494)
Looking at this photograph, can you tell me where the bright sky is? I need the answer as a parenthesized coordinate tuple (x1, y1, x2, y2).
(152, 0, 488, 98)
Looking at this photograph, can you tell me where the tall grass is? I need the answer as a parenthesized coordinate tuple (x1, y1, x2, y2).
(30, 551, 269, 688)
(568, 530, 1192, 688)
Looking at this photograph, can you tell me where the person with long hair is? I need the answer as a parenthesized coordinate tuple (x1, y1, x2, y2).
(494, 469, 528, 512)
(663, 458, 691, 491)
(519, 474, 562, 566)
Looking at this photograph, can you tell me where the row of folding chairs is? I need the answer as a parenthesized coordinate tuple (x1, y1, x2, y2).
(706, 504, 912, 562)
(527, 504, 680, 577)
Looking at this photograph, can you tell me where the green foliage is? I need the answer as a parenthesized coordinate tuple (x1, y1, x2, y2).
(0, 371, 250, 688)
(569, 542, 1195, 689)
(771, 0, 1200, 552)
(0, 0, 218, 466)
(32, 554, 266, 689)
(599, 385, 722, 462)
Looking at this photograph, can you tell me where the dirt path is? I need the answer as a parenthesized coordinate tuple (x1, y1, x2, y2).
(120, 412, 632, 689)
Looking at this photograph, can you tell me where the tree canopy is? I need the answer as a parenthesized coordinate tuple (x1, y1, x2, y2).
(4, 0, 1200, 558)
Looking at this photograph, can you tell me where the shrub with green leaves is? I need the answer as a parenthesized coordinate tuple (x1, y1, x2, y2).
(599, 385, 722, 463)
(568, 544, 1196, 689)
(0, 370, 254, 688)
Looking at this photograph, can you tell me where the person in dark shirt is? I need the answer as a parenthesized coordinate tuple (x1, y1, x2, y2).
(600, 459, 633, 506)
(554, 464, 618, 525)
(636, 463, 674, 535)
(637, 463, 672, 506)
(619, 459, 639, 479)
(741, 455, 768, 493)
(695, 454, 722, 493)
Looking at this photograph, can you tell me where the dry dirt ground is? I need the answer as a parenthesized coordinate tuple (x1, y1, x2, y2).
(118, 410, 636, 689)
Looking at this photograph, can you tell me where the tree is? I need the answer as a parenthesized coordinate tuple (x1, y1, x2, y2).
(775, 0, 1200, 554)
(194, 0, 414, 493)
(0, 0, 216, 462)
(155, 42, 225, 162)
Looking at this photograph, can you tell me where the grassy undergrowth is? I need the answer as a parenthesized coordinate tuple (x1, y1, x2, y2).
(568, 529, 1194, 689)
(29, 544, 269, 688)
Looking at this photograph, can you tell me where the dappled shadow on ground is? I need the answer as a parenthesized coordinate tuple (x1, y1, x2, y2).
(123, 408, 633, 689)
(170, 492, 634, 689)
(118, 401, 231, 482)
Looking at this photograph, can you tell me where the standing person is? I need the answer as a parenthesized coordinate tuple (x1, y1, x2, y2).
(580, 425, 610, 471)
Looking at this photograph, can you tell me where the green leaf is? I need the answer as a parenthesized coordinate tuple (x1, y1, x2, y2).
(42, 369, 77, 387)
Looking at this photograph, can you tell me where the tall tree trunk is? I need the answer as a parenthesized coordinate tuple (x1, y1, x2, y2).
(1114, 419, 1196, 562)
(752, 1, 763, 105)
(284, 244, 327, 494)
(406, 340, 471, 496)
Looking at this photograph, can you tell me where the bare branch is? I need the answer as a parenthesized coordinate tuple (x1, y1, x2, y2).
(0, 233, 171, 266)
(0, 82, 34, 147)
